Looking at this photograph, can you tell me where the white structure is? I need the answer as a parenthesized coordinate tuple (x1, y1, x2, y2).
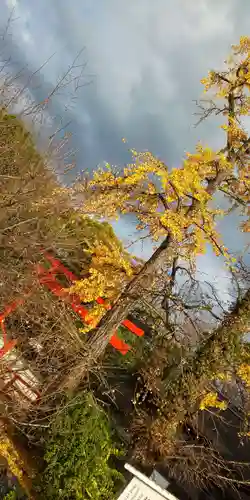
(117, 463, 179, 500)
(0, 346, 40, 404)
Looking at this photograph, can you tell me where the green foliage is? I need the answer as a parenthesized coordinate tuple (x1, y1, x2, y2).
(106, 324, 153, 370)
(37, 393, 124, 499)
(56, 214, 128, 276)
(3, 491, 17, 500)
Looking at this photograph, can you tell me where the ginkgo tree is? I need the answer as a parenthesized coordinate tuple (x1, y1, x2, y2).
(69, 218, 142, 331)
(73, 37, 250, 360)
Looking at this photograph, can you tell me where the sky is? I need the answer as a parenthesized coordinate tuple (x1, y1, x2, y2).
(0, 0, 249, 300)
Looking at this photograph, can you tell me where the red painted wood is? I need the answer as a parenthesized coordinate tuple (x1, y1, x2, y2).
(39, 273, 67, 297)
(96, 297, 111, 310)
(109, 333, 130, 355)
(122, 319, 144, 337)
(0, 338, 17, 359)
(0, 299, 24, 321)
(43, 252, 78, 282)
(39, 255, 146, 353)
(70, 300, 89, 322)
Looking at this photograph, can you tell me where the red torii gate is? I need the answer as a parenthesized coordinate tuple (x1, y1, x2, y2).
(0, 252, 144, 401)
(36, 252, 144, 354)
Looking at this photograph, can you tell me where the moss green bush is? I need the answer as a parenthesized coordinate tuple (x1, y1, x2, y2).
(37, 392, 124, 499)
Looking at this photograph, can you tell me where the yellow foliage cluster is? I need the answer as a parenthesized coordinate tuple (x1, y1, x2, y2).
(202, 37, 250, 92)
(199, 391, 227, 411)
(201, 71, 221, 93)
(237, 364, 250, 388)
(200, 36, 250, 232)
(71, 242, 134, 302)
(80, 144, 233, 258)
(78, 303, 107, 333)
(221, 118, 248, 148)
(238, 431, 250, 438)
(70, 241, 137, 330)
(0, 436, 24, 487)
(232, 36, 250, 55)
(214, 371, 232, 382)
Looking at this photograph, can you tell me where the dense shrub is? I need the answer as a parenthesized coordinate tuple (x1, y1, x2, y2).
(37, 393, 124, 499)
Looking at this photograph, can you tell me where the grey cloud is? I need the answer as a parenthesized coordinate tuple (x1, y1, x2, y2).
(2, 0, 249, 167)
(0, 0, 249, 278)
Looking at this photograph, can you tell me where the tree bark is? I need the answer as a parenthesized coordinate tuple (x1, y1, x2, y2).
(88, 234, 172, 353)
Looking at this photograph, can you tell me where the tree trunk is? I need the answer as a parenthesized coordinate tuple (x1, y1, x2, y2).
(88, 234, 172, 352)
(161, 288, 250, 404)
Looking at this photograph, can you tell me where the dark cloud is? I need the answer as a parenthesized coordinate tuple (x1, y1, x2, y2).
(1, 0, 249, 168)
